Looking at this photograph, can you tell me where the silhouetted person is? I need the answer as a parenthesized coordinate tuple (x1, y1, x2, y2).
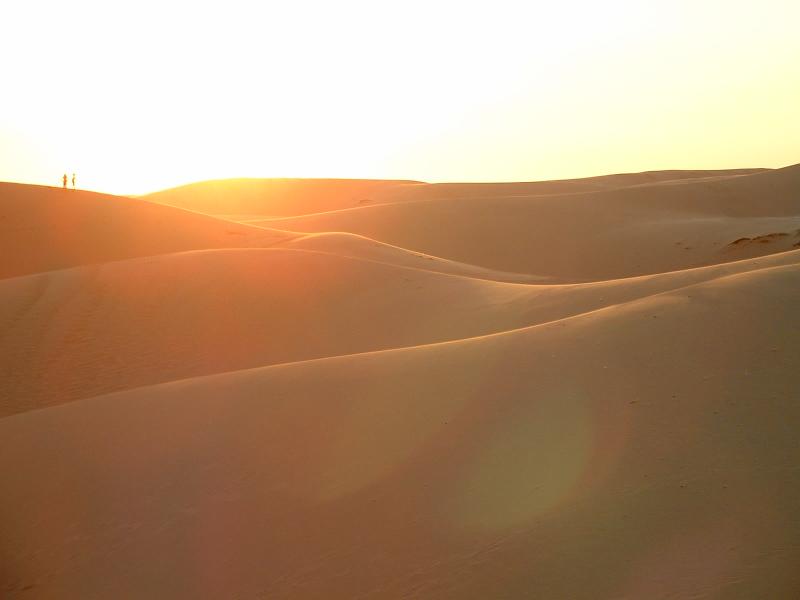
(62, 174, 67, 189)
(72, 173, 76, 190)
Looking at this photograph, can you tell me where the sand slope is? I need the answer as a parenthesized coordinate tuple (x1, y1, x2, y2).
(145, 169, 766, 219)
(0, 183, 293, 279)
(2, 261, 799, 598)
(144, 178, 422, 218)
(251, 165, 800, 280)
(1, 167, 799, 598)
(0, 248, 536, 416)
(4, 245, 798, 418)
(280, 231, 549, 283)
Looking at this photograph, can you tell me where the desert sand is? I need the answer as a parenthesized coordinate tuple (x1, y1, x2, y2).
(1, 166, 800, 598)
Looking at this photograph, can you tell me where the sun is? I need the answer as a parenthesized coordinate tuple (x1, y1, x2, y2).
(2, 0, 799, 194)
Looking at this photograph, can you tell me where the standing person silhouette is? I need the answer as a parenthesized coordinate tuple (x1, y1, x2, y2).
(62, 173, 68, 189)
(72, 173, 76, 190)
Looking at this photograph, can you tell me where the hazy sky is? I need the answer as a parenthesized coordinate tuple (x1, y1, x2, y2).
(2, 0, 799, 194)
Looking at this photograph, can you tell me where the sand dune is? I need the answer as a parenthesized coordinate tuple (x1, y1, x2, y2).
(360, 168, 768, 205)
(264, 205, 800, 281)
(281, 231, 549, 283)
(250, 165, 800, 280)
(2, 260, 798, 598)
(145, 169, 766, 219)
(144, 178, 422, 218)
(0, 247, 537, 416)
(1, 167, 799, 598)
(3, 243, 798, 418)
(0, 183, 293, 279)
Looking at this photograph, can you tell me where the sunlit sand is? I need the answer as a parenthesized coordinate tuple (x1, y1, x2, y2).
(1, 165, 800, 597)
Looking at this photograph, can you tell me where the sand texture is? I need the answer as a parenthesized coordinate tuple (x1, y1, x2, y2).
(1, 166, 799, 598)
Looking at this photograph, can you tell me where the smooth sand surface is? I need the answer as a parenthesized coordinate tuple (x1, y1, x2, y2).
(1, 166, 799, 598)
(3, 247, 799, 419)
(144, 178, 423, 217)
(146, 169, 766, 218)
(243, 165, 800, 280)
(0, 183, 294, 280)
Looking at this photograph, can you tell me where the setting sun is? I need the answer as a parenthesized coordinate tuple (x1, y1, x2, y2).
(2, 0, 799, 194)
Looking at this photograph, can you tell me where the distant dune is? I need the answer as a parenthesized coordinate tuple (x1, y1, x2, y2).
(243, 165, 800, 280)
(1, 165, 799, 598)
(144, 178, 423, 218)
(144, 169, 766, 217)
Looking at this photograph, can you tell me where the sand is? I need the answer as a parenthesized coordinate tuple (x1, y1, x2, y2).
(144, 178, 423, 218)
(1, 166, 799, 598)
(0, 183, 294, 280)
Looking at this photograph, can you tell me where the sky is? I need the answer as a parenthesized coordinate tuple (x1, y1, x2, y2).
(1, 0, 799, 195)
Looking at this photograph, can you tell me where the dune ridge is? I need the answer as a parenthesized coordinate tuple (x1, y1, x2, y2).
(143, 178, 423, 217)
(1, 166, 799, 598)
(2, 246, 799, 419)
(243, 164, 800, 279)
(145, 168, 767, 217)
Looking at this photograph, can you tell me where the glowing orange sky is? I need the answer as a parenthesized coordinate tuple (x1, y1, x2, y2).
(1, 0, 799, 195)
